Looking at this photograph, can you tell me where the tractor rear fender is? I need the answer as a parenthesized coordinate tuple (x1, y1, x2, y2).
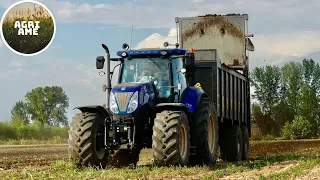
(73, 105, 111, 121)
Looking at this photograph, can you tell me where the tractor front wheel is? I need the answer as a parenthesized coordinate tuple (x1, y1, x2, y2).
(152, 110, 190, 166)
(68, 112, 108, 168)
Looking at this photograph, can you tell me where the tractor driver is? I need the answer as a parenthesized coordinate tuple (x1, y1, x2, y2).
(152, 71, 170, 98)
(138, 70, 152, 82)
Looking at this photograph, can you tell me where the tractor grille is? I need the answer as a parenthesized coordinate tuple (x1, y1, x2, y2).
(115, 92, 134, 112)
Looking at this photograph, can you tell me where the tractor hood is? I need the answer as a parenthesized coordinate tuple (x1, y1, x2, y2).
(110, 82, 155, 114)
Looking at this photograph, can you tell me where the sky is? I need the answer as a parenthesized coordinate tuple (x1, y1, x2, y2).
(0, 0, 320, 123)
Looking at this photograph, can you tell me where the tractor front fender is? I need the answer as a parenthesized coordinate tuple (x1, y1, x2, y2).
(181, 87, 210, 113)
(73, 105, 110, 120)
(156, 103, 189, 117)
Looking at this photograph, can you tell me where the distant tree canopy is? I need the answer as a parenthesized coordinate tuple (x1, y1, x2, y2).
(251, 58, 320, 138)
(11, 86, 69, 126)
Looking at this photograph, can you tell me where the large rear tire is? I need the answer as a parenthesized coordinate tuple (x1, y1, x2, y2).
(68, 112, 108, 168)
(190, 97, 219, 165)
(220, 125, 243, 162)
(241, 126, 249, 160)
(152, 110, 190, 166)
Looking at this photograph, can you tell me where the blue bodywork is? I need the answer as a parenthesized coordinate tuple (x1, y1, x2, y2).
(117, 49, 187, 57)
(111, 48, 204, 115)
(111, 82, 155, 115)
(181, 87, 205, 113)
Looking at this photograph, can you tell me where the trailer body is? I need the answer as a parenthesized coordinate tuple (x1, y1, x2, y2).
(176, 14, 253, 135)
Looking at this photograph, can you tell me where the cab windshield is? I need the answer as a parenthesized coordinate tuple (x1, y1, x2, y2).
(120, 56, 187, 101)
(120, 57, 169, 83)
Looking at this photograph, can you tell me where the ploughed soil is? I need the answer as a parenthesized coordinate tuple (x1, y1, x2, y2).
(0, 140, 319, 179)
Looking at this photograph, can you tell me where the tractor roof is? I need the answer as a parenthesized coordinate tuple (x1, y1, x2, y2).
(116, 48, 187, 57)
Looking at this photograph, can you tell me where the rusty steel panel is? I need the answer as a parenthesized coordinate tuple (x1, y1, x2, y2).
(177, 14, 248, 70)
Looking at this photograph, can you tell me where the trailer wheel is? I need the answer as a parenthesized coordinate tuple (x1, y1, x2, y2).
(190, 97, 219, 165)
(108, 149, 141, 168)
(68, 112, 108, 168)
(220, 125, 243, 162)
(241, 126, 249, 160)
(152, 110, 190, 166)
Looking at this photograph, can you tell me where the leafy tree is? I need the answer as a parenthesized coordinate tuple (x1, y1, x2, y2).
(251, 59, 320, 137)
(251, 65, 282, 135)
(11, 100, 29, 125)
(251, 65, 282, 115)
(24, 86, 69, 126)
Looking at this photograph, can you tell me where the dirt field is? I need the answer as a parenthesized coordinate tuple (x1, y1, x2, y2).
(0, 140, 319, 179)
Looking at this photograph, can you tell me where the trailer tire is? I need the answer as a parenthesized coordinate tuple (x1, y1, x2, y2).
(190, 97, 219, 165)
(152, 110, 190, 166)
(220, 125, 243, 162)
(68, 112, 108, 168)
(241, 126, 249, 160)
(108, 149, 141, 168)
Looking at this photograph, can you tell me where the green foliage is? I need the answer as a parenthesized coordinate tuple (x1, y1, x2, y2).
(2, 6, 54, 54)
(11, 100, 29, 125)
(0, 121, 68, 142)
(251, 59, 320, 138)
(14, 86, 69, 126)
(282, 116, 313, 140)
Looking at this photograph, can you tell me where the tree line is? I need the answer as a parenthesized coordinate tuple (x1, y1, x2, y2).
(0, 86, 69, 142)
(251, 58, 320, 139)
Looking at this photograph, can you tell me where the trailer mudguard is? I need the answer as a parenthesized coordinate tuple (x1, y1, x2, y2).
(74, 105, 110, 119)
(181, 87, 208, 113)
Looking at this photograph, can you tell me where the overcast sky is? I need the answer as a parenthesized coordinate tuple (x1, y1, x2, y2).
(0, 0, 320, 123)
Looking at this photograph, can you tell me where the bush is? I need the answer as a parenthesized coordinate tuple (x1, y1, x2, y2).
(0, 122, 68, 142)
(281, 116, 313, 140)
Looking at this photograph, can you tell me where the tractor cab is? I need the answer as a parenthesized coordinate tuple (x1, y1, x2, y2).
(108, 46, 194, 115)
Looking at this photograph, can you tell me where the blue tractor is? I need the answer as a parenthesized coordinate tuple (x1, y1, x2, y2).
(68, 43, 220, 168)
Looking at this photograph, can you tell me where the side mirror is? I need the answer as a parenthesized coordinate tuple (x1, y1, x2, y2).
(96, 56, 105, 69)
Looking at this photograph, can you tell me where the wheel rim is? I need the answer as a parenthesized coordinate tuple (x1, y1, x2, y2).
(208, 114, 216, 153)
(96, 125, 106, 159)
(179, 124, 187, 159)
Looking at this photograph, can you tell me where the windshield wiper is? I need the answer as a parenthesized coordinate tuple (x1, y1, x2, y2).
(146, 56, 166, 73)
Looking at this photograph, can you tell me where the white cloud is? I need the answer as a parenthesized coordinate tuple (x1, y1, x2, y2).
(250, 31, 320, 66)
(135, 28, 177, 49)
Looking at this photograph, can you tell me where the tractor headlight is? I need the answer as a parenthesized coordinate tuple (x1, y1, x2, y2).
(109, 92, 119, 114)
(127, 91, 138, 113)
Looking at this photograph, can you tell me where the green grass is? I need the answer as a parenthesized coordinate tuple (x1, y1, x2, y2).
(2, 150, 320, 180)
(0, 137, 67, 145)
(260, 158, 320, 179)
(2, 5, 54, 54)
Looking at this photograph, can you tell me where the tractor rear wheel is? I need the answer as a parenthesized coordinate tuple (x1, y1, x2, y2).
(68, 112, 108, 168)
(152, 110, 190, 166)
(220, 125, 243, 162)
(241, 126, 249, 160)
(190, 97, 219, 165)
